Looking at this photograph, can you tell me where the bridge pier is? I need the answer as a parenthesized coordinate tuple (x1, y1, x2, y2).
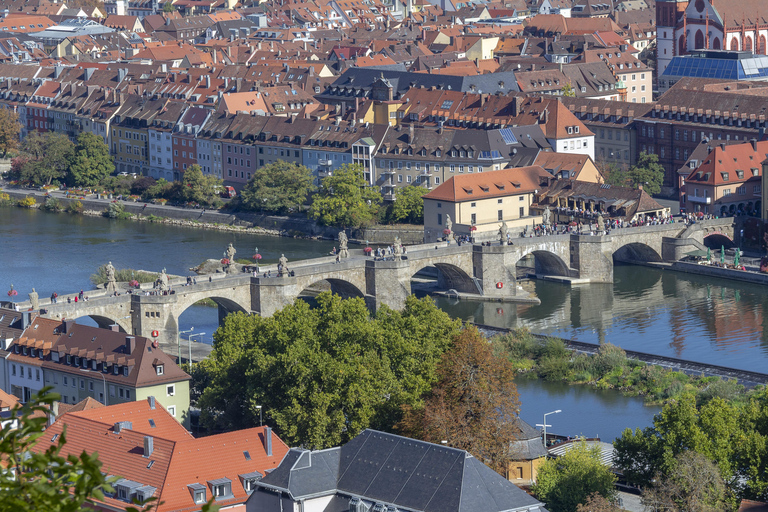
(251, 276, 300, 317)
(569, 235, 614, 283)
(130, 294, 180, 352)
(472, 245, 518, 297)
(364, 259, 411, 312)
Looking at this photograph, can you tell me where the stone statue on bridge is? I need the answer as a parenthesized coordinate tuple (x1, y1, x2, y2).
(499, 221, 508, 245)
(542, 206, 552, 226)
(393, 236, 403, 261)
(338, 231, 349, 259)
(445, 215, 454, 242)
(105, 261, 117, 292)
(154, 268, 170, 291)
(597, 214, 606, 235)
(224, 243, 237, 274)
(278, 254, 289, 277)
(29, 288, 38, 310)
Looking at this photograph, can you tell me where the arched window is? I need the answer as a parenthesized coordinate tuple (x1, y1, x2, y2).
(759, 35, 767, 54)
(695, 30, 704, 49)
(745, 36, 753, 52)
(730, 36, 740, 51)
(713, 37, 721, 49)
(679, 35, 686, 55)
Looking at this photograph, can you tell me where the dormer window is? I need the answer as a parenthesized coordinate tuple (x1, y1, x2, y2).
(156, 365, 164, 376)
(123, 367, 129, 377)
(114, 365, 119, 375)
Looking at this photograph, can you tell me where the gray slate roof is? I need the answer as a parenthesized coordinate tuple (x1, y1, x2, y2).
(255, 429, 547, 512)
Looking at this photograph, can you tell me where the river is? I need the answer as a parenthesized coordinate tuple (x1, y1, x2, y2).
(8, 206, 768, 440)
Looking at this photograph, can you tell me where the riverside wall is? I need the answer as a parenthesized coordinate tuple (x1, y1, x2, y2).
(2, 189, 424, 244)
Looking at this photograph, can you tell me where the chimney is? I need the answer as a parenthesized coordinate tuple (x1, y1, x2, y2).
(512, 96, 523, 117)
(144, 436, 154, 457)
(21, 312, 31, 329)
(63, 319, 75, 333)
(114, 421, 132, 433)
(148, 396, 156, 409)
(751, 138, 758, 151)
(264, 426, 273, 456)
(205, 75, 211, 88)
(720, 142, 726, 151)
(125, 336, 135, 355)
(111, 324, 120, 332)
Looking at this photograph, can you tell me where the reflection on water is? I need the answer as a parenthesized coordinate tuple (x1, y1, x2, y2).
(432, 263, 768, 373)
(515, 377, 660, 442)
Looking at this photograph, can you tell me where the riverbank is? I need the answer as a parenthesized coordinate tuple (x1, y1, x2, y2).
(0, 187, 425, 244)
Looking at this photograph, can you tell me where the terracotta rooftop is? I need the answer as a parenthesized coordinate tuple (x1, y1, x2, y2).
(423, 165, 551, 202)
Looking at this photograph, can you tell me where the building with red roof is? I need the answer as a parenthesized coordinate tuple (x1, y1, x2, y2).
(34, 397, 290, 512)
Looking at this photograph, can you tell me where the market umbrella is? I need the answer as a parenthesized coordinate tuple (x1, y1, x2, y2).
(734, 249, 740, 267)
(707, 247, 711, 262)
(721, 245, 726, 264)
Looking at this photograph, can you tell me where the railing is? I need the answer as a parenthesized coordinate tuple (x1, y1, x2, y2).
(688, 195, 711, 204)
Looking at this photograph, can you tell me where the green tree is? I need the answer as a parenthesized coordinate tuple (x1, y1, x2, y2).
(240, 160, 313, 213)
(627, 151, 665, 195)
(195, 293, 460, 448)
(531, 441, 617, 512)
(641, 451, 731, 512)
(399, 327, 520, 474)
(0, 107, 21, 158)
(173, 164, 222, 207)
(561, 82, 576, 97)
(162, 1, 174, 11)
(310, 163, 382, 228)
(0, 388, 113, 512)
(388, 185, 424, 224)
(19, 132, 75, 186)
(597, 159, 629, 187)
(68, 132, 114, 187)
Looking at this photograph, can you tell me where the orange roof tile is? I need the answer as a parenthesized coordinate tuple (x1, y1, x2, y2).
(423, 165, 551, 202)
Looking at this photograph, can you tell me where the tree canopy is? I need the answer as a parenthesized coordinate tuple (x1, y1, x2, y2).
(171, 164, 222, 207)
(18, 132, 75, 186)
(194, 293, 461, 448)
(387, 185, 424, 224)
(0, 107, 21, 158)
(531, 441, 617, 512)
(627, 151, 664, 195)
(239, 160, 313, 213)
(68, 132, 114, 187)
(398, 327, 520, 474)
(309, 163, 382, 228)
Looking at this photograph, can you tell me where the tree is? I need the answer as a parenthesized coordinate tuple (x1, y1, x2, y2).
(162, 1, 174, 11)
(399, 327, 520, 474)
(576, 493, 623, 512)
(173, 164, 222, 207)
(68, 132, 114, 187)
(0, 388, 113, 512)
(239, 160, 313, 213)
(561, 82, 576, 97)
(0, 107, 21, 158)
(388, 185, 424, 224)
(19, 132, 75, 186)
(597, 158, 629, 187)
(531, 441, 617, 512)
(627, 151, 665, 195)
(195, 293, 460, 448)
(310, 163, 382, 228)
(641, 451, 731, 512)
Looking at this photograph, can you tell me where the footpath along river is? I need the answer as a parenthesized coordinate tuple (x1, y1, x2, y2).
(6, 206, 768, 440)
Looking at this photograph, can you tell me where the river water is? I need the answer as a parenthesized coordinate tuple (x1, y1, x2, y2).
(7, 207, 768, 440)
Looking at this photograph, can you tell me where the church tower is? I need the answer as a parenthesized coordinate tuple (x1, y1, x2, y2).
(656, 0, 690, 81)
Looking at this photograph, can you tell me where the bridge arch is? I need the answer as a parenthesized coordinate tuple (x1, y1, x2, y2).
(297, 278, 366, 300)
(73, 314, 131, 332)
(515, 250, 571, 277)
(408, 260, 477, 294)
(612, 242, 662, 262)
(703, 232, 735, 249)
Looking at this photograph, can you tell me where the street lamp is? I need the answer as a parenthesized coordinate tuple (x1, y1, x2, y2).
(187, 332, 206, 368)
(536, 409, 562, 449)
(178, 327, 194, 364)
(255, 405, 262, 426)
(80, 368, 107, 406)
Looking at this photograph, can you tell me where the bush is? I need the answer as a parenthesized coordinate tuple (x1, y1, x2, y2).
(537, 337, 569, 360)
(145, 214, 163, 222)
(0, 192, 12, 206)
(698, 378, 743, 404)
(594, 343, 628, 376)
(41, 197, 62, 212)
(17, 196, 36, 208)
(66, 200, 83, 214)
(104, 202, 130, 219)
(538, 355, 571, 381)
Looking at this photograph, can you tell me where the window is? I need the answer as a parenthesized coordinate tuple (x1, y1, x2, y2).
(193, 490, 206, 504)
(168, 406, 176, 417)
(470, 213, 476, 224)
(167, 384, 175, 396)
(471, 202, 477, 207)
(89, 381, 94, 391)
(723, 189, 732, 196)
(63, 376, 68, 386)
(126, 390, 131, 399)
(156, 365, 164, 376)
(498, 210, 503, 221)
(437, 213, 442, 225)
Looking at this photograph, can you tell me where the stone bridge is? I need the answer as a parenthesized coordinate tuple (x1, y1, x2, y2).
(25, 218, 733, 349)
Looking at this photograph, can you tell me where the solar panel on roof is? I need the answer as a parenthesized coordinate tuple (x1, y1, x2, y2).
(499, 127, 517, 145)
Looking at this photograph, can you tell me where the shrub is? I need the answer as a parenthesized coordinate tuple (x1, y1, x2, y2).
(537, 337, 569, 360)
(538, 355, 571, 381)
(145, 214, 163, 222)
(41, 197, 62, 212)
(104, 202, 130, 219)
(594, 343, 628, 376)
(66, 200, 83, 214)
(0, 192, 11, 206)
(698, 378, 743, 404)
(17, 196, 36, 208)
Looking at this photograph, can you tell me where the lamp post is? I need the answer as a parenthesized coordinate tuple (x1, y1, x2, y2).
(536, 409, 562, 448)
(80, 368, 107, 406)
(178, 327, 194, 365)
(188, 332, 206, 368)
(255, 405, 262, 426)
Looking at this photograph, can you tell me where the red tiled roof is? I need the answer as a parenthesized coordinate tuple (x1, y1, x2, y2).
(423, 165, 551, 202)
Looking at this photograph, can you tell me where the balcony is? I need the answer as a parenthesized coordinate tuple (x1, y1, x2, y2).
(688, 195, 711, 204)
(318, 159, 333, 166)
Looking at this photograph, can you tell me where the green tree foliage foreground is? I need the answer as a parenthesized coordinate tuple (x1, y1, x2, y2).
(195, 293, 461, 448)
(603, 151, 664, 195)
(309, 163, 382, 228)
(531, 441, 618, 512)
(386, 185, 424, 224)
(613, 390, 768, 507)
(69, 132, 115, 187)
(239, 160, 313, 213)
